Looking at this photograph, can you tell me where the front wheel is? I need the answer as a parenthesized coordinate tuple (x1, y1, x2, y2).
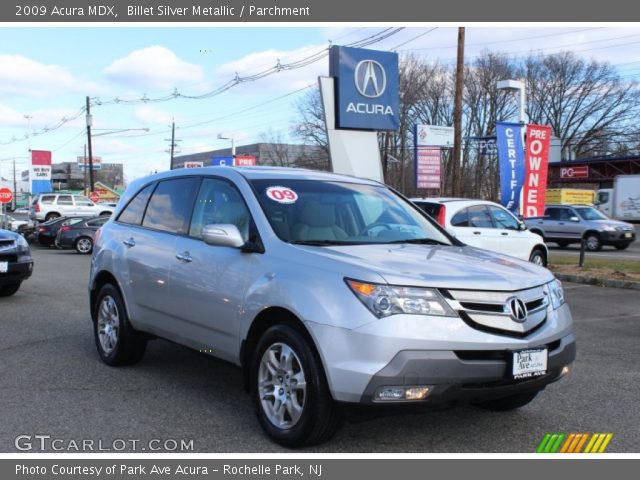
(529, 248, 547, 267)
(75, 236, 93, 254)
(94, 284, 147, 366)
(0, 283, 21, 297)
(474, 391, 539, 411)
(585, 233, 602, 252)
(250, 324, 343, 447)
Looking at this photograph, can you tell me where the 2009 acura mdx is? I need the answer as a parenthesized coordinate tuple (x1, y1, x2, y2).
(89, 167, 575, 447)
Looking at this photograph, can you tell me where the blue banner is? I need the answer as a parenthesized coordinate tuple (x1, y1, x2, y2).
(211, 156, 234, 166)
(31, 180, 52, 196)
(496, 122, 525, 214)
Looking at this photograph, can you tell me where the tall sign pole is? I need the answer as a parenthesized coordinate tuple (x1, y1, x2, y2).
(86, 96, 95, 193)
(452, 27, 465, 197)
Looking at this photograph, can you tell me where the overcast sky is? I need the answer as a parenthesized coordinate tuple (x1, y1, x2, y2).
(2, 26, 640, 183)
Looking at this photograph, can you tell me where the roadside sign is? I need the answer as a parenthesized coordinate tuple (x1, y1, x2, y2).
(212, 156, 234, 167)
(0, 187, 12, 204)
(89, 191, 100, 203)
(184, 161, 204, 168)
(235, 155, 257, 166)
(416, 124, 454, 147)
(560, 166, 589, 179)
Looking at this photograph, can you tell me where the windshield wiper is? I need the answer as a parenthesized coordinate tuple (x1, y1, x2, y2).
(290, 240, 360, 246)
(386, 238, 449, 245)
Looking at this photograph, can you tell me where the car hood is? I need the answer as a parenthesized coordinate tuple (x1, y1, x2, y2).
(589, 219, 634, 228)
(293, 243, 554, 291)
(0, 228, 19, 240)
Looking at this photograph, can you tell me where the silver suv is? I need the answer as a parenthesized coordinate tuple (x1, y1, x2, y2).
(30, 193, 114, 222)
(525, 204, 636, 251)
(89, 167, 575, 446)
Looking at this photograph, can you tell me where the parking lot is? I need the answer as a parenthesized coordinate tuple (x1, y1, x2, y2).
(1, 245, 639, 453)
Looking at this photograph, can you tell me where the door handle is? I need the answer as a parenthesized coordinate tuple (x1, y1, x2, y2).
(123, 238, 135, 247)
(501, 232, 509, 236)
(473, 231, 481, 235)
(176, 251, 193, 263)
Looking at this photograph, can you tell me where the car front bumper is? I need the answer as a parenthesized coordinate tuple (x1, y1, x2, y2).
(305, 303, 575, 404)
(0, 257, 33, 285)
(601, 231, 635, 244)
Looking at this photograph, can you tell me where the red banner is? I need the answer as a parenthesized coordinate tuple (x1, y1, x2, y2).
(523, 125, 551, 218)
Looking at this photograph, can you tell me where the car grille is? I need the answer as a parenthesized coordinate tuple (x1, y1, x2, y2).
(0, 239, 16, 253)
(0, 254, 17, 262)
(440, 285, 549, 337)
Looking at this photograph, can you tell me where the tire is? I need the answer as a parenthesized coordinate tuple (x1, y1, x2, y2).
(93, 283, 147, 366)
(45, 213, 60, 222)
(0, 283, 21, 297)
(528, 248, 547, 267)
(474, 391, 538, 411)
(584, 233, 602, 252)
(614, 243, 630, 250)
(250, 324, 343, 447)
(75, 237, 93, 254)
(556, 241, 570, 248)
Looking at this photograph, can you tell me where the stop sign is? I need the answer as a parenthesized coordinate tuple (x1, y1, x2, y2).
(0, 187, 12, 204)
(89, 191, 100, 203)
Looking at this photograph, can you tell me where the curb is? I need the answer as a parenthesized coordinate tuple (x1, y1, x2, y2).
(554, 273, 640, 290)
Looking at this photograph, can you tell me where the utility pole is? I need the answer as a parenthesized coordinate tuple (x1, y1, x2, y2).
(12, 158, 17, 211)
(83, 144, 87, 193)
(452, 26, 465, 197)
(86, 96, 95, 192)
(165, 119, 181, 169)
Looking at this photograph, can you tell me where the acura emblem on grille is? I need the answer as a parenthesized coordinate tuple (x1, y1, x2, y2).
(506, 297, 528, 322)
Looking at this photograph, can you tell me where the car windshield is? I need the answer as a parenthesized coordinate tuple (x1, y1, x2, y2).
(250, 179, 452, 246)
(575, 206, 608, 220)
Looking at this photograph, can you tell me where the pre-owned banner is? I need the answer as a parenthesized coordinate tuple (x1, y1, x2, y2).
(496, 122, 525, 213)
(30, 150, 52, 196)
(522, 124, 551, 218)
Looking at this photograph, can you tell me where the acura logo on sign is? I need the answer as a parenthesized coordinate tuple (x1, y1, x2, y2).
(354, 60, 387, 98)
(506, 297, 528, 322)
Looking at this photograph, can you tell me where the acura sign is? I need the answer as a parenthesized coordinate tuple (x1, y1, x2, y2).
(329, 46, 399, 131)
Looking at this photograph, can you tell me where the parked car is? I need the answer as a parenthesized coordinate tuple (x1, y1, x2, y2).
(411, 198, 548, 266)
(0, 213, 32, 232)
(90, 167, 574, 447)
(56, 216, 109, 254)
(0, 228, 34, 296)
(525, 204, 636, 251)
(30, 193, 114, 222)
(35, 216, 85, 247)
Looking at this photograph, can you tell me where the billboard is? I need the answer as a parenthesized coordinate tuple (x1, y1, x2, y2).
(30, 150, 52, 195)
(184, 161, 204, 168)
(77, 156, 102, 170)
(415, 147, 442, 190)
(329, 46, 399, 131)
(416, 125, 454, 147)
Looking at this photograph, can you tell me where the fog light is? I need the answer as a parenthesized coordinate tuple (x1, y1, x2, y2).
(561, 366, 571, 377)
(374, 386, 432, 402)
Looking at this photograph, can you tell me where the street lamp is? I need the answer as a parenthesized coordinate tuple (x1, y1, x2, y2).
(217, 132, 236, 157)
(497, 79, 528, 125)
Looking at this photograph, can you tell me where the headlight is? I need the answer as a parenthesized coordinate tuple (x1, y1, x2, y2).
(16, 235, 30, 255)
(547, 279, 565, 310)
(602, 225, 616, 232)
(345, 279, 456, 318)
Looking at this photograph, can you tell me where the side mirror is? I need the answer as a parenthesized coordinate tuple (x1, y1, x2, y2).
(570, 216, 580, 222)
(518, 222, 528, 231)
(202, 224, 245, 248)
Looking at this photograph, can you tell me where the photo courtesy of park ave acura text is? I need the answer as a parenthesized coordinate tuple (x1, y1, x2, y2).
(1, 14, 639, 457)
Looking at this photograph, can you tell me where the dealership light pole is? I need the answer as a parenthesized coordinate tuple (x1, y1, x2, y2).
(217, 132, 236, 157)
(497, 79, 528, 126)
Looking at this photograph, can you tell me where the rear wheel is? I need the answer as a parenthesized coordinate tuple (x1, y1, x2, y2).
(75, 236, 93, 254)
(474, 391, 538, 411)
(529, 248, 547, 267)
(94, 284, 147, 366)
(585, 233, 602, 251)
(0, 283, 21, 297)
(250, 324, 343, 447)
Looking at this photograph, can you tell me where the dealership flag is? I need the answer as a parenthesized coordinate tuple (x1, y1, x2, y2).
(496, 122, 525, 214)
(522, 124, 551, 218)
(30, 150, 52, 195)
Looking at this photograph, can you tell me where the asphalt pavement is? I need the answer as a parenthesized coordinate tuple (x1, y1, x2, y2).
(548, 224, 640, 261)
(0, 247, 638, 453)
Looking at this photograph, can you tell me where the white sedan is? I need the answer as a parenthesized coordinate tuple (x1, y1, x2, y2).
(411, 198, 548, 266)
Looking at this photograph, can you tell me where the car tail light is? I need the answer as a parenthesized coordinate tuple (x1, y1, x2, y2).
(34, 201, 40, 213)
(60, 226, 71, 233)
(38, 227, 46, 233)
(437, 205, 446, 226)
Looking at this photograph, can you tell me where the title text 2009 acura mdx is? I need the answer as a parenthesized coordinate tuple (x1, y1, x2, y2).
(89, 167, 575, 447)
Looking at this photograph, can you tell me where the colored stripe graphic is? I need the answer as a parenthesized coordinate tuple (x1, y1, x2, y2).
(538, 433, 613, 453)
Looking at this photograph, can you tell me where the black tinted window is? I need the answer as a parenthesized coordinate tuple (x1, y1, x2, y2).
(468, 205, 493, 228)
(118, 183, 155, 226)
(414, 202, 441, 218)
(86, 217, 108, 227)
(142, 178, 200, 234)
(545, 207, 560, 220)
(451, 208, 469, 227)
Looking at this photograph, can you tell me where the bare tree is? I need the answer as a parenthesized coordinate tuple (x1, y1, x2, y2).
(291, 89, 329, 154)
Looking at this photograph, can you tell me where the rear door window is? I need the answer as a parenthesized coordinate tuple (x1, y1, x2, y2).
(57, 195, 73, 205)
(40, 195, 56, 204)
(142, 178, 200, 234)
(467, 205, 494, 228)
(117, 184, 155, 226)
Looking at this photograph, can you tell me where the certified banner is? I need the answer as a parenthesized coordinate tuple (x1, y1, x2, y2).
(30, 150, 53, 195)
(522, 124, 551, 218)
(496, 122, 525, 213)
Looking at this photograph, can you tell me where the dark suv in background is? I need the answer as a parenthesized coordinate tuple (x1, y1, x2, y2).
(0, 228, 34, 296)
(525, 204, 636, 251)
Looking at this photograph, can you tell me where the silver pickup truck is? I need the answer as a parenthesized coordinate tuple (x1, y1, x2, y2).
(525, 204, 636, 251)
